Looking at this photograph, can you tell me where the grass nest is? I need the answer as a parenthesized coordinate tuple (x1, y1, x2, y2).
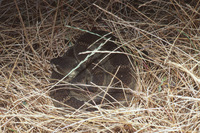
(0, 0, 200, 132)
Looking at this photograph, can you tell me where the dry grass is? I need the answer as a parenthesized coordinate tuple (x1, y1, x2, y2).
(0, 0, 200, 132)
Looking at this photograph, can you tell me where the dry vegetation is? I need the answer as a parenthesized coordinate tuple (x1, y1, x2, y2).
(0, 0, 200, 132)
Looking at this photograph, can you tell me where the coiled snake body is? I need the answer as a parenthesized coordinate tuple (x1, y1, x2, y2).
(50, 31, 136, 109)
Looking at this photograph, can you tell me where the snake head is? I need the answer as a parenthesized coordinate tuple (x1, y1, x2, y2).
(50, 56, 79, 81)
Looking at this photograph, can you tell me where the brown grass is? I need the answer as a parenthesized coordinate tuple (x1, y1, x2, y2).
(0, 0, 200, 132)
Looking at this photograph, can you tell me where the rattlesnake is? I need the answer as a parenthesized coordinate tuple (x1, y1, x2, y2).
(50, 30, 137, 109)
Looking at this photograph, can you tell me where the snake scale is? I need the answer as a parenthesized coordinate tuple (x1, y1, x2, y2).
(50, 30, 136, 109)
